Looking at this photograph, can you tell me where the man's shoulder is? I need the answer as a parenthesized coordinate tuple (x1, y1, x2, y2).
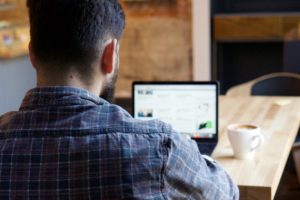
(0, 103, 174, 138)
(0, 111, 16, 130)
(101, 103, 173, 136)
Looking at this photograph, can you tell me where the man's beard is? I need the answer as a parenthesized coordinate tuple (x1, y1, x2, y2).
(100, 65, 119, 103)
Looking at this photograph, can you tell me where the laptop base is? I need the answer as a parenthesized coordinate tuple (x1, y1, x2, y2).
(197, 142, 217, 156)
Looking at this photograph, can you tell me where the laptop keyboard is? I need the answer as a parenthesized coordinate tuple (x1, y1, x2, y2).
(197, 143, 216, 155)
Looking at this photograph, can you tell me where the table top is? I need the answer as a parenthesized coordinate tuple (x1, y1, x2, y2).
(212, 96, 300, 200)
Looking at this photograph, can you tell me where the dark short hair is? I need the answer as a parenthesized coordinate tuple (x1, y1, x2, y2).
(27, 0, 125, 80)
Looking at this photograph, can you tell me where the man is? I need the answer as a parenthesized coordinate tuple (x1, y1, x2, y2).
(0, 0, 239, 199)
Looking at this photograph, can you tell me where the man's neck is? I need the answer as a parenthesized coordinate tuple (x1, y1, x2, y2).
(36, 71, 102, 96)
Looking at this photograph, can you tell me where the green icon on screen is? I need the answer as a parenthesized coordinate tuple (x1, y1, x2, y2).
(198, 121, 213, 130)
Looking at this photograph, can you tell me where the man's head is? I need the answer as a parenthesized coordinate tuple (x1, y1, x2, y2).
(27, 0, 125, 101)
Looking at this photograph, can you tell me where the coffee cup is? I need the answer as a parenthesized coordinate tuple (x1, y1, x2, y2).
(227, 124, 264, 160)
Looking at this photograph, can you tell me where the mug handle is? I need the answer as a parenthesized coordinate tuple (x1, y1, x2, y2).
(251, 134, 265, 151)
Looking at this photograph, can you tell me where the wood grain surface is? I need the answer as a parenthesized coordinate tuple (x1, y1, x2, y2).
(214, 13, 300, 41)
(212, 96, 300, 200)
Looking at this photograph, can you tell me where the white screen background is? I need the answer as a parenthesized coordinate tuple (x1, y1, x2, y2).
(134, 84, 217, 138)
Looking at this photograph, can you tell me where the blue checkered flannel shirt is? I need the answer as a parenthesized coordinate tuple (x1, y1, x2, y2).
(0, 87, 239, 200)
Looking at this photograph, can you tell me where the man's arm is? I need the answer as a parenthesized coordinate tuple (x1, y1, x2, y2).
(163, 132, 239, 200)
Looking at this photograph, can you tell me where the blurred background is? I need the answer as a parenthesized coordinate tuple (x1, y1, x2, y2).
(1, 0, 300, 111)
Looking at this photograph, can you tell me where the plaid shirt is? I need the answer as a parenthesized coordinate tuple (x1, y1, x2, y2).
(0, 87, 239, 200)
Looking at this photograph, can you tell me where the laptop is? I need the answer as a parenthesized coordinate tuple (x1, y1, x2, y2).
(132, 81, 219, 155)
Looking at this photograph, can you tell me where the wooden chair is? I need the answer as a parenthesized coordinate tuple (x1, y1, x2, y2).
(226, 72, 300, 185)
(113, 97, 132, 115)
(226, 72, 300, 97)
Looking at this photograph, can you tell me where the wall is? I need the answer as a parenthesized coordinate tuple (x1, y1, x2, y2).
(0, 0, 27, 23)
(192, 0, 211, 81)
(116, 0, 193, 97)
(0, 56, 36, 115)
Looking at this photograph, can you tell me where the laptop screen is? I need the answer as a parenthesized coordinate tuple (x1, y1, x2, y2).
(133, 82, 218, 139)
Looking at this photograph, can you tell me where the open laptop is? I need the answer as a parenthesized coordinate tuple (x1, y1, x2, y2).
(132, 81, 219, 155)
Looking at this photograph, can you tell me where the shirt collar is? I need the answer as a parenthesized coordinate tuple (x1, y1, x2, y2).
(20, 86, 109, 111)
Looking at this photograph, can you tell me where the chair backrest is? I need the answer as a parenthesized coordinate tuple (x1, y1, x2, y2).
(251, 74, 300, 96)
(226, 72, 300, 97)
(114, 97, 132, 114)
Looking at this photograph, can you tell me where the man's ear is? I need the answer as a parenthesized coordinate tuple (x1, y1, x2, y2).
(29, 42, 38, 70)
(101, 40, 116, 74)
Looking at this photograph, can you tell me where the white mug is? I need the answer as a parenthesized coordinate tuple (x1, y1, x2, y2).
(227, 124, 264, 160)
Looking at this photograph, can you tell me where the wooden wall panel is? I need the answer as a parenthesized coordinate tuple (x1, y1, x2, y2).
(0, 0, 28, 23)
(117, 0, 192, 96)
(214, 14, 300, 41)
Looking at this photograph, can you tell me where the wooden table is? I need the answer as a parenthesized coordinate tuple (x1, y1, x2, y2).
(212, 96, 300, 200)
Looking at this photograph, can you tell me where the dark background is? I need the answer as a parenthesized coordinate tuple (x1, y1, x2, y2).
(212, 0, 300, 94)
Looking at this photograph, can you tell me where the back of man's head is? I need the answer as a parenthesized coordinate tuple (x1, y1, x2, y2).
(27, 0, 125, 80)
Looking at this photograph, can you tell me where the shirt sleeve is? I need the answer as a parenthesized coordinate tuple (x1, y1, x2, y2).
(163, 131, 239, 200)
